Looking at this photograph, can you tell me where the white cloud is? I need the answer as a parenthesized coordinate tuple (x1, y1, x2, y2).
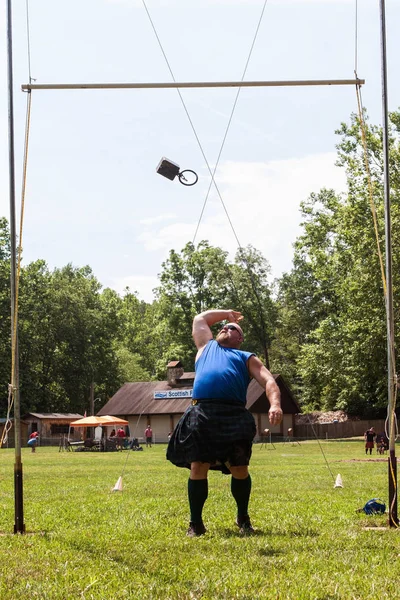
(110, 273, 160, 302)
(138, 221, 196, 251)
(140, 213, 176, 226)
(136, 152, 347, 281)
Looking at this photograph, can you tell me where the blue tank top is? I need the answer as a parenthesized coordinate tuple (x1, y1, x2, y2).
(193, 340, 255, 405)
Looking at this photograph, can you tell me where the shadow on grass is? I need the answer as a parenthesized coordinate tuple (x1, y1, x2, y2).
(220, 527, 265, 538)
(261, 527, 320, 538)
(219, 526, 319, 539)
(0, 530, 47, 537)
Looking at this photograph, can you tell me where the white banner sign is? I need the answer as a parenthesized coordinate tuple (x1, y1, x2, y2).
(154, 389, 193, 399)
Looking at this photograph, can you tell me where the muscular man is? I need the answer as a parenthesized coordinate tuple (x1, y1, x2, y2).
(167, 309, 283, 537)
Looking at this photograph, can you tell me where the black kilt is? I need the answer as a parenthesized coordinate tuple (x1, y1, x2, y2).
(166, 399, 256, 474)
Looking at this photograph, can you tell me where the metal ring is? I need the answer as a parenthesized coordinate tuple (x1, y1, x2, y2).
(178, 169, 198, 186)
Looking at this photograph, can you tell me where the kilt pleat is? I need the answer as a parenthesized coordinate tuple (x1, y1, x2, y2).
(166, 400, 256, 473)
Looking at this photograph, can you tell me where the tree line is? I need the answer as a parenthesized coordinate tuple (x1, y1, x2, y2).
(1, 109, 399, 417)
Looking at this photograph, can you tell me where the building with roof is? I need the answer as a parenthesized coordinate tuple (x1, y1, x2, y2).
(0, 418, 29, 448)
(22, 413, 84, 445)
(98, 362, 300, 443)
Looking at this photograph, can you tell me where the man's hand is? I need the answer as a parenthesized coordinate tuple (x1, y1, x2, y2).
(268, 405, 283, 426)
(226, 310, 243, 323)
(193, 309, 243, 353)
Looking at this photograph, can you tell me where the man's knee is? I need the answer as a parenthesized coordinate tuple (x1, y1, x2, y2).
(229, 465, 249, 479)
(190, 462, 210, 479)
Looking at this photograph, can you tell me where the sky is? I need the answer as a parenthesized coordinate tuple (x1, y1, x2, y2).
(1, 0, 399, 302)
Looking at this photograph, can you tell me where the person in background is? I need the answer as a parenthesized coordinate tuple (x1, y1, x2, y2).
(167, 308, 283, 537)
(28, 431, 39, 453)
(364, 427, 376, 455)
(145, 425, 153, 448)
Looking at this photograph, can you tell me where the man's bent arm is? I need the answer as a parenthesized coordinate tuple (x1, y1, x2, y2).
(192, 309, 243, 351)
(248, 355, 283, 426)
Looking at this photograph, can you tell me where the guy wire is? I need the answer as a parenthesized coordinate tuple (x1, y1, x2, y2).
(141, 0, 268, 250)
(192, 0, 270, 244)
(307, 417, 336, 483)
(141, 0, 271, 358)
(118, 407, 146, 482)
(354, 0, 358, 75)
(25, 0, 33, 83)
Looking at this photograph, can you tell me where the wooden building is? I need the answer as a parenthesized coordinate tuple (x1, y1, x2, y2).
(0, 418, 29, 448)
(98, 362, 300, 443)
(22, 413, 84, 445)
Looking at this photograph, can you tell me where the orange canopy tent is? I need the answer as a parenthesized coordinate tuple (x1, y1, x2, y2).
(70, 416, 128, 427)
(70, 416, 107, 427)
(100, 416, 129, 426)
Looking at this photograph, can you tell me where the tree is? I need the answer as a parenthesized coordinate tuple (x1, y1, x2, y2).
(154, 241, 277, 373)
(275, 109, 400, 415)
(0, 218, 11, 414)
(16, 264, 123, 413)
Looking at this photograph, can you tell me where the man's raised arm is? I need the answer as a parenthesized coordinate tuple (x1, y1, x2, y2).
(192, 309, 243, 351)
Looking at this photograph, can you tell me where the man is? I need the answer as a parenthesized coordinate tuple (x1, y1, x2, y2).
(28, 431, 39, 453)
(167, 308, 283, 537)
(145, 425, 153, 448)
(364, 427, 376, 455)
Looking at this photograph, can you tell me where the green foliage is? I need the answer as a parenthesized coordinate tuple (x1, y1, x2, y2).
(16, 263, 123, 413)
(154, 241, 277, 373)
(275, 109, 400, 415)
(0, 219, 11, 399)
(114, 346, 151, 382)
(0, 255, 128, 415)
(3, 108, 400, 418)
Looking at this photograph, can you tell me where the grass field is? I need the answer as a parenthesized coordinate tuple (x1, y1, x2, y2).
(0, 440, 399, 599)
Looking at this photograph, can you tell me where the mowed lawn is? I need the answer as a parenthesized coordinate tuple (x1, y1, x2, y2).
(0, 440, 399, 599)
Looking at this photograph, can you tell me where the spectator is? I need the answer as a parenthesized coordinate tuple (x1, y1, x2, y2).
(28, 431, 39, 453)
(145, 426, 153, 448)
(364, 427, 376, 455)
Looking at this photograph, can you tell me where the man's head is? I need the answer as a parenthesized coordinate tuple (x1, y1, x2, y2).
(216, 322, 244, 349)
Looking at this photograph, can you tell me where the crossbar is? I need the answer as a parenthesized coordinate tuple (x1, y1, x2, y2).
(21, 78, 365, 91)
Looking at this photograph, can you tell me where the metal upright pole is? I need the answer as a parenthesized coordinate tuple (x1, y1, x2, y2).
(379, 0, 398, 527)
(6, 0, 25, 533)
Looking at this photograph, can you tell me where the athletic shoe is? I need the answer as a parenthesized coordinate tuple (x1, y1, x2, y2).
(236, 516, 255, 535)
(186, 521, 206, 537)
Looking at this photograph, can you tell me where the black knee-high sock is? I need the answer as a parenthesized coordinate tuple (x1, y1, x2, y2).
(231, 475, 252, 519)
(188, 478, 208, 524)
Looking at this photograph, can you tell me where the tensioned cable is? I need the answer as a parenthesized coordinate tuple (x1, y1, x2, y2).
(307, 418, 336, 483)
(354, 2, 398, 442)
(354, 0, 397, 525)
(192, 0, 269, 244)
(1, 86, 32, 447)
(355, 83, 387, 295)
(354, 85, 398, 445)
(1, 0, 33, 447)
(354, 0, 358, 74)
(141, 0, 242, 247)
(25, 0, 33, 83)
(354, 0, 397, 523)
(142, 0, 273, 357)
(114, 407, 147, 487)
